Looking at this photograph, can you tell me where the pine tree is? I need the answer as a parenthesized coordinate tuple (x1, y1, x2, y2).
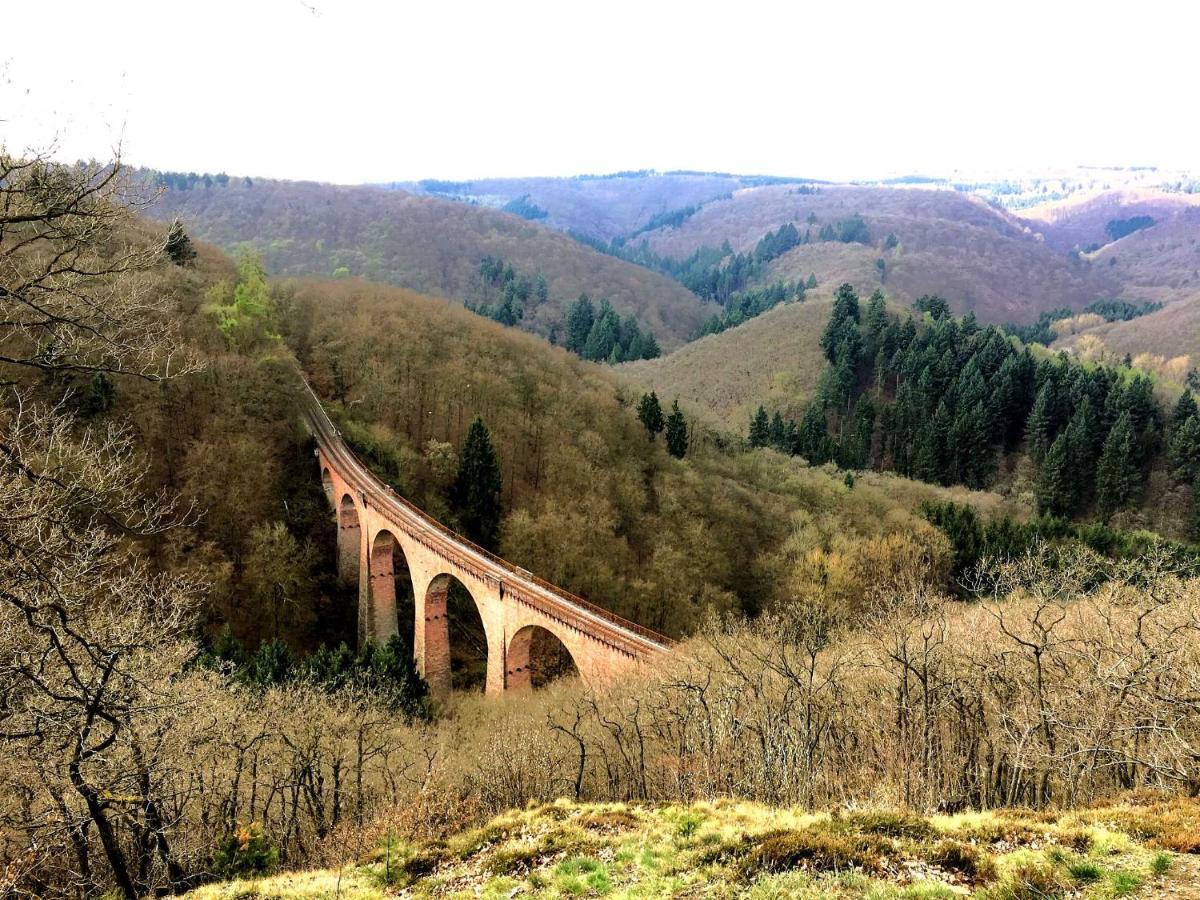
(1036, 430, 1076, 518)
(582, 300, 620, 361)
(821, 283, 861, 363)
(806, 273, 818, 290)
(451, 418, 503, 549)
(635, 331, 660, 360)
(1095, 411, 1139, 520)
(864, 289, 887, 356)
(1025, 382, 1056, 466)
(749, 405, 770, 448)
(913, 401, 952, 485)
(1067, 396, 1102, 475)
(1170, 391, 1198, 434)
(565, 294, 594, 354)
(1167, 414, 1200, 483)
(769, 411, 786, 450)
(164, 218, 197, 266)
(665, 401, 688, 459)
(636, 392, 665, 440)
(797, 402, 830, 463)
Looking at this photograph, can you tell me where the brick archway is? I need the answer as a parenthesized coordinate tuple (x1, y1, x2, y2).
(421, 572, 499, 697)
(506, 624, 579, 691)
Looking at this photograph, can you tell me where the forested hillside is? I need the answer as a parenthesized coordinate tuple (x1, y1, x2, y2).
(285, 276, 1025, 634)
(139, 172, 712, 349)
(630, 183, 1119, 323)
(756, 284, 1200, 541)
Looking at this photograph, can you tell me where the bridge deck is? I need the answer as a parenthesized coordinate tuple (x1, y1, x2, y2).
(300, 383, 675, 659)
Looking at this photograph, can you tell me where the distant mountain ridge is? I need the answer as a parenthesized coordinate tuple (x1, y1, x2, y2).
(379, 171, 801, 241)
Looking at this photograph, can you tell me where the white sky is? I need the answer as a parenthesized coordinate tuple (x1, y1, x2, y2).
(2, 0, 1197, 184)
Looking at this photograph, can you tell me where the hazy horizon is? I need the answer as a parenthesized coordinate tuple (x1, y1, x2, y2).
(4, 0, 1198, 185)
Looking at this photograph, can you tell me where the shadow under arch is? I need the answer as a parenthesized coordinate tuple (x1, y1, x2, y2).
(506, 624, 580, 691)
(423, 573, 489, 694)
(367, 529, 415, 651)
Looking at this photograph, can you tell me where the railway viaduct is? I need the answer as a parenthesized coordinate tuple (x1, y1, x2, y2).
(302, 389, 673, 698)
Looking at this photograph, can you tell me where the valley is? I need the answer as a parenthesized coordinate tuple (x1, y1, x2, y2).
(4, 8, 1200, 896)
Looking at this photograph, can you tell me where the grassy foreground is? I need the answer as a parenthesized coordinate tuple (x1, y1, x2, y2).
(186, 795, 1200, 899)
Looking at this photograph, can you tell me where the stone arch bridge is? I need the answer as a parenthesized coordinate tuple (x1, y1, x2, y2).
(302, 388, 673, 697)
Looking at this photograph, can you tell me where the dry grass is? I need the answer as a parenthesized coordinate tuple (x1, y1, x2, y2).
(182, 797, 1198, 899)
(621, 297, 833, 428)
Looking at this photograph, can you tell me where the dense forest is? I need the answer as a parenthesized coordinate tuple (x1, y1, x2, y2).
(751, 284, 1200, 539)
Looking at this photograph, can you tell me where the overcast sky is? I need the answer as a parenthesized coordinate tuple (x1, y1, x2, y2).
(2, 1, 1196, 184)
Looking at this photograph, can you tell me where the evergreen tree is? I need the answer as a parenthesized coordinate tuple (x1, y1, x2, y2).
(636, 392, 665, 440)
(749, 405, 770, 448)
(164, 218, 197, 266)
(565, 294, 595, 354)
(1121, 374, 1160, 463)
(582, 300, 621, 361)
(913, 401, 952, 485)
(1066, 396, 1102, 476)
(1025, 382, 1056, 466)
(1095, 412, 1139, 520)
(797, 402, 831, 464)
(1170, 390, 1198, 434)
(665, 400, 688, 458)
(821, 283, 861, 363)
(1167, 414, 1200, 483)
(451, 417, 503, 549)
(638, 333, 667, 362)
(951, 404, 993, 488)
(806, 273, 818, 289)
(618, 313, 642, 360)
(864, 289, 887, 356)
(1036, 430, 1076, 518)
(841, 395, 876, 469)
(769, 411, 786, 450)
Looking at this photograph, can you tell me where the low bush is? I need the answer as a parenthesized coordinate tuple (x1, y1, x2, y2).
(738, 828, 891, 878)
(211, 822, 279, 878)
(924, 839, 996, 882)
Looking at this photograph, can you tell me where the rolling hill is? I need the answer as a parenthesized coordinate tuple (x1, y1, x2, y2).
(142, 175, 714, 349)
(622, 297, 832, 430)
(382, 171, 781, 240)
(637, 183, 1121, 323)
(1020, 189, 1200, 254)
(1038, 195, 1200, 367)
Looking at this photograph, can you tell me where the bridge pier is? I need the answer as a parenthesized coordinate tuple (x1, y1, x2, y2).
(336, 495, 361, 587)
(417, 574, 452, 697)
